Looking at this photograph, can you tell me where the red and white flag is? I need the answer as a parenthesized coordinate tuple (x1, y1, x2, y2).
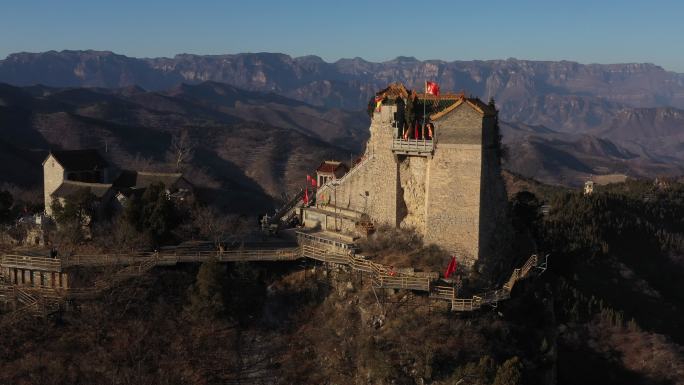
(426, 81, 440, 96)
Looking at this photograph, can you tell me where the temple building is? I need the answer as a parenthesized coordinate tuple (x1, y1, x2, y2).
(315, 161, 349, 187)
(43, 150, 194, 218)
(43, 150, 112, 217)
(302, 83, 510, 269)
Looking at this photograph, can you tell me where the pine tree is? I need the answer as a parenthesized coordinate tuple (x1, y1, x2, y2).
(186, 259, 227, 320)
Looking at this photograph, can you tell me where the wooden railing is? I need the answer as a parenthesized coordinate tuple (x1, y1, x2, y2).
(1, 255, 62, 271)
(212, 248, 300, 262)
(452, 297, 482, 312)
(15, 286, 37, 306)
(349, 255, 376, 273)
(300, 242, 433, 292)
(451, 254, 542, 311)
(317, 153, 373, 197)
(373, 275, 430, 291)
(270, 189, 306, 224)
(430, 285, 456, 301)
(0, 239, 546, 319)
(391, 138, 434, 154)
(0, 285, 45, 325)
(7, 248, 303, 270)
(297, 231, 356, 251)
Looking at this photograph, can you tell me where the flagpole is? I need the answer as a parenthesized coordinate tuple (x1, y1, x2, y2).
(423, 81, 427, 130)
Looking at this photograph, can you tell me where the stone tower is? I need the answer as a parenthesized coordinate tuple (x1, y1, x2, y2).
(308, 84, 510, 269)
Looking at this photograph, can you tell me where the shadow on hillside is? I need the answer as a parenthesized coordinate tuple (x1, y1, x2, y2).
(558, 341, 672, 385)
(192, 147, 275, 214)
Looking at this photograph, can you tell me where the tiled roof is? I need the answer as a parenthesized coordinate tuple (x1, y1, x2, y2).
(52, 181, 113, 198)
(316, 161, 348, 174)
(466, 98, 497, 115)
(45, 149, 108, 171)
(375, 83, 410, 99)
(417, 92, 466, 101)
(373, 83, 497, 119)
(113, 170, 187, 189)
(430, 97, 497, 120)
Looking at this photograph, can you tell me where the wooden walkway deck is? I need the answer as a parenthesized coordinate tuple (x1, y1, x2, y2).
(0, 238, 547, 323)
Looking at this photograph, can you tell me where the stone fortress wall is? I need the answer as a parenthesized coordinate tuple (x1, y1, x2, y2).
(423, 105, 485, 265)
(315, 105, 400, 227)
(307, 92, 510, 269)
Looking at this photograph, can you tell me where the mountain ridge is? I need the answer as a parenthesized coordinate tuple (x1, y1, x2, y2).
(3, 51, 683, 162)
(1, 81, 682, 194)
(2, 50, 683, 108)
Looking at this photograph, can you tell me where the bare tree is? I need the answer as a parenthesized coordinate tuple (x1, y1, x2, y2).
(192, 206, 249, 250)
(193, 206, 229, 249)
(168, 129, 197, 171)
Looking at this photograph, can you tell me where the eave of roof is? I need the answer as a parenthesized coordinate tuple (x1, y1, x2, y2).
(375, 83, 410, 99)
(113, 170, 187, 189)
(430, 98, 495, 120)
(316, 161, 347, 173)
(51, 181, 113, 198)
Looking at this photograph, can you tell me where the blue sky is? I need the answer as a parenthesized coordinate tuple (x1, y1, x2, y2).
(1, 0, 683, 71)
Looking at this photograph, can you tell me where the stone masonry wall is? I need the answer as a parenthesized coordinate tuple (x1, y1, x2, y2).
(398, 156, 427, 232)
(310, 99, 509, 273)
(43, 154, 65, 216)
(424, 104, 484, 266)
(316, 105, 399, 227)
(476, 115, 512, 275)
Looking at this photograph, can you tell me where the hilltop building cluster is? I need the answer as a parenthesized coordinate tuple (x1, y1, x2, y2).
(43, 149, 193, 219)
(300, 83, 510, 268)
(0, 83, 550, 324)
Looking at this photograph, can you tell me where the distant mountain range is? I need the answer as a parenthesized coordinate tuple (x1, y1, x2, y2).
(0, 50, 683, 195)
(2, 50, 684, 112)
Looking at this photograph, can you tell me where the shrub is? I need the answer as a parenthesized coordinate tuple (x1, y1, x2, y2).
(186, 259, 227, 320)
(493, 356, 523, 385)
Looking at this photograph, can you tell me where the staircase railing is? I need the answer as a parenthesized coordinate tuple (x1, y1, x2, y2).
(317, 154, 374, 197)
(1, 242, 546, 317)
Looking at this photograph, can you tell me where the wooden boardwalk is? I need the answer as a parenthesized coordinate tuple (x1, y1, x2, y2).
(0, 237, 547, 323)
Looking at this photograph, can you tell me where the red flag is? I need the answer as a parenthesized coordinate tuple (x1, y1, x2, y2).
(414, 121, 419, 139)
(444, 256, 458, 279)
(426, 81, 440, 96)
(303, 188, 309, 205)
(311, 178, 317, 188)
(306, 175, 311, 183)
